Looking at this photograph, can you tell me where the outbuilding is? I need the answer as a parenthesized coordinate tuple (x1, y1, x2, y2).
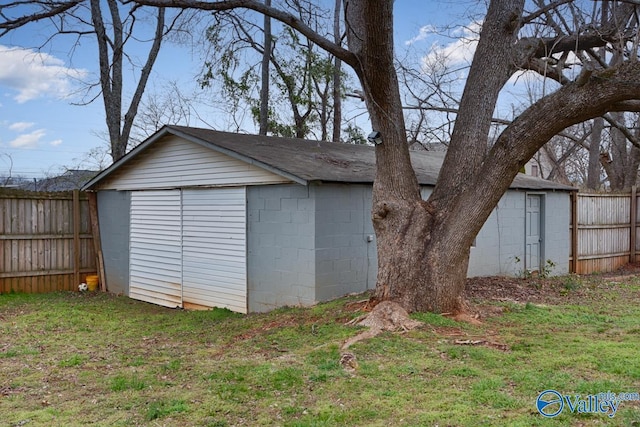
(83, 125, 575, 313)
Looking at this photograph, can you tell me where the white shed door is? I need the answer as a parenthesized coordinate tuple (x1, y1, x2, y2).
(130, 190, 183, 308)
(526, 194, 543, 273)
(182, 188, 247, 313)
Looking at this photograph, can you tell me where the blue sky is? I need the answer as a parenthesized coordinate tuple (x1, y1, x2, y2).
(0, 1, 479, 178)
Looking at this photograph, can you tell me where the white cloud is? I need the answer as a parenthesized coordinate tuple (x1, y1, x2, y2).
(0, 45, 87, 103)
(50, 139, 63, 147)
(405, 25, 437, 46)
(422, 22, 482, 70)
(9, 121, 35, 132)
(9, 129, 46, 148)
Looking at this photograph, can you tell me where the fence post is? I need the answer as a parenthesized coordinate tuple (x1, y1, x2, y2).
(73, 189, 81, 288)
(631, 186, 637, 265)
(570, 191, 578, 274)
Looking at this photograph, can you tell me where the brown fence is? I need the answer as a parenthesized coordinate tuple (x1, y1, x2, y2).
(0, 189, 98, 293)
(570, 188, 639, 274)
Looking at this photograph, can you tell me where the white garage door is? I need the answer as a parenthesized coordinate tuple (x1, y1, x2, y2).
(129, 190, 182, 308)
(182, 188, 247, 313)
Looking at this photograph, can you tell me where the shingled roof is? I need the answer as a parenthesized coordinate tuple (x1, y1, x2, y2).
(83, 125, 575, 192)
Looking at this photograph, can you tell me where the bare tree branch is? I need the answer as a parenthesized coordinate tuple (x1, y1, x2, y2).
(120, 7, 165, 157)
(604, 112, 640, 149)
(522, 0, 573, 26)
(126, 0, 358, 68)
(0, 0, 83, 36)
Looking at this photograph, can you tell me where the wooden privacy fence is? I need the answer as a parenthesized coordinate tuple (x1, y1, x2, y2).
(0, 189, 100, 293)
(571, 188, 640, 274)
(2, 187, 639, 294)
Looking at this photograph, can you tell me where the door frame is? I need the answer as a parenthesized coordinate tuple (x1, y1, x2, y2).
(525, 193, 545, 273)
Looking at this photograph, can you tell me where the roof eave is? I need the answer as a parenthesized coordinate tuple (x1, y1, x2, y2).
(81, 126, 308, 191)
(81, 126, 175, 191)
(167, 126, 307, 186)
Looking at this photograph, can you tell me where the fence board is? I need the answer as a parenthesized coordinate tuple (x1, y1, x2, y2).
(572, 188, 640, 274)
(0, 189, 97, 293)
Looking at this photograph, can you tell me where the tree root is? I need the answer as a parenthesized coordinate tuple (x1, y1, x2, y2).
(342, 300, 424, 350)
(339, 301, 424, 373)
(339, 301, 489, 373)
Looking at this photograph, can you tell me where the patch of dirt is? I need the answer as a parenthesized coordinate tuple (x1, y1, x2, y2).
(464, 263, 640, 318)
(0, 384, 27, 397)
(464, 275, 557, 305)
(339, 265, 640, 371)
(233, 317, 302, 342)
(600, 261, 640, 277)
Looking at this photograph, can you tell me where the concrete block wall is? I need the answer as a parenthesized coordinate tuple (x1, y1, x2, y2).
(246, 183, 570, 311)
(467, 190, 571, 277)
(468, 191, 526, 276)
(312, 184, 376, 300)
(97, 190, 130, 295)
(420, 187, 514, 276)
(247, 184, 316, 311)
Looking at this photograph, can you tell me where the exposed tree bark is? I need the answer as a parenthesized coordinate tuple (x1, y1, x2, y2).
(626, 145, 640, 189)
(377, 0, 525, 313)
(342, 0, 429, 310)
(609, 112, 628, 190)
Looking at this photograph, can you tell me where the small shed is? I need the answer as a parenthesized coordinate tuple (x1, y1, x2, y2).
(83, 126, 575, 313)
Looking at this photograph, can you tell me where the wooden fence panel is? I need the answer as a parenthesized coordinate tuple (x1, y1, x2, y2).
(0, 189, 97, 293)
(5, 188, 640, 290)
(572, 190, 639, 274)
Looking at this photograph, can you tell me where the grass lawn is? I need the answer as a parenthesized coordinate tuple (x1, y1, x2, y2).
(1, 273, 640, 426)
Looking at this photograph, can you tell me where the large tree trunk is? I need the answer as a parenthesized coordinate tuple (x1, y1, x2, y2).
(91, 0, 164, 161)
(588, 118, 603, 190)
(344, 0, 640, 314)
(343, 0, 426, 311)
(624, 115, 640, 189)
(344, 0, 523, 313)
(625, 145, 640, 189)
(259, 0, 271, 135)
(610, 112, 628, 190)
(332, 0, 342, 142)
